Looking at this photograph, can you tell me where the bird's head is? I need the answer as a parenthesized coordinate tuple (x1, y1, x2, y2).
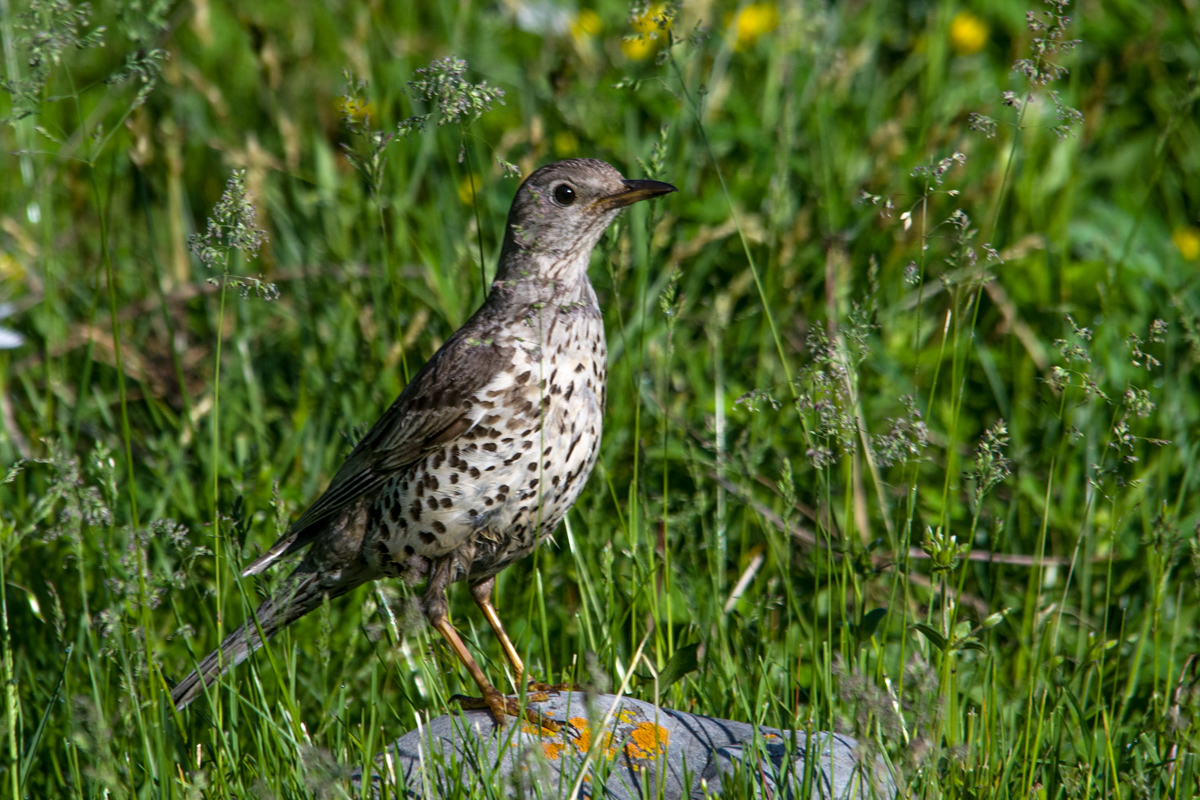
(495, 158, 676, 287)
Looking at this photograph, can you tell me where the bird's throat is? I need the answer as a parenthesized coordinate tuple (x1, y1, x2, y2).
(487, 249, 597, 310)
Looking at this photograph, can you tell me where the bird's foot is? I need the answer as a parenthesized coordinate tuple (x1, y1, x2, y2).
(451, 686, 562, 734)
(527, 680, 584, 694)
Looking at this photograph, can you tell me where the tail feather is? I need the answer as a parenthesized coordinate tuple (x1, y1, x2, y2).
(170, 567, 364, 711)
(242, 528, 311, 576)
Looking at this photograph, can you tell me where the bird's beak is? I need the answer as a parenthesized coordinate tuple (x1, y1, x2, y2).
(595, 178, 678, 210)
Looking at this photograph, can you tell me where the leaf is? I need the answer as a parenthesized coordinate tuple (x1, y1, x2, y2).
(656, 643, 700, 697)
(981, 608, 1010, 629)
(20, 646, 72, 787)
(911, 623, 948, 652)
(858, 608, 888, 640)
(1085, 638, 1118, 662)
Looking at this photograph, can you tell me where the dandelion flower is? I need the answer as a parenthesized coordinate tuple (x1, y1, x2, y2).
(458, 175, 481, 205)
(623, 4, 669, 60)
(1173, 226, 1200, 261)
(730, 3, 778, 51)
(571, 8, 602, 41)
(341, 96, 374, 125)
(949, 11, 988, 56)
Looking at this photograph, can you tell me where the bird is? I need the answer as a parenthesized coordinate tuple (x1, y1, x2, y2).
(170, 158, 676, 727)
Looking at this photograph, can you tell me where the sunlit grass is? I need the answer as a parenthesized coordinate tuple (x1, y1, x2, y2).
(2, 0, 1198, 798)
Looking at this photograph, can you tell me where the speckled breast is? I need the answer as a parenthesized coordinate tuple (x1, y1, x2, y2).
(369, 302, 607, 585)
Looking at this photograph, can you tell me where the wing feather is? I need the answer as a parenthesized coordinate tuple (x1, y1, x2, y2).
(243, 324, 512, 576)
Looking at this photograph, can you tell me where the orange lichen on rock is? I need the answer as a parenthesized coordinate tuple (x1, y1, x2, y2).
(521, 721, 556, 738)
(625, 722, 670, 761)
(565, 716, 637, 762)
(569, 718, 591, 753)
(542, 741, 564, 761)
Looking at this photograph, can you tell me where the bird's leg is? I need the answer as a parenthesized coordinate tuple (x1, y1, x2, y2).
(469, 577, 526, 683)
(424, 565, 560, 732)
(469, 578, 582, 696)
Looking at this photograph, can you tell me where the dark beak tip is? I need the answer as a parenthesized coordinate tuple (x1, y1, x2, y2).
(603, 178, 677, 208)
(622, 178, 678, 196)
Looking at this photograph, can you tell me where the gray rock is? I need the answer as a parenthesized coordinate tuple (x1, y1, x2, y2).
(351, 692, 895, 798)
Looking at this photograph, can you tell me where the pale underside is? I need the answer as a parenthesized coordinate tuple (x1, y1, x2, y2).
(362, 297, 607, 588)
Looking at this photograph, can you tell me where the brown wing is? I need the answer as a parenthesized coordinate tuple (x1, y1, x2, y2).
(243, 324, 512, 575)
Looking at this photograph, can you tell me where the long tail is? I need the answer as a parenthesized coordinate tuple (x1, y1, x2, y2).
(170, 566, 366, 711)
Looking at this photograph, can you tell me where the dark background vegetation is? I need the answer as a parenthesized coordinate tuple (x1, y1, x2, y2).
(1, 0, 1198, 796)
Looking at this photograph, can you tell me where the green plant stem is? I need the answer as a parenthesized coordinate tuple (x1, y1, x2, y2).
(378, 201, 410, 383)
(1111, 105, 1184, 285)
(211, 275, 230, 736)
(73, 86, 137, 531)
(1019, 384, 1068, 791)
(667, 53, 795, 403)
(461, 130, 488, 300)
(85, 108, 157, 762)
(139, 172, 194, 432)
(986, 100, 1029, 244)
(1, 528, 19, 800)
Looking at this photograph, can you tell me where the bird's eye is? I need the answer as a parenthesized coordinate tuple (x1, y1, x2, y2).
(552, 184, 576, 206)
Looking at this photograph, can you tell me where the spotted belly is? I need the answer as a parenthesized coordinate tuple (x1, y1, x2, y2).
(363, 346, 605, 585)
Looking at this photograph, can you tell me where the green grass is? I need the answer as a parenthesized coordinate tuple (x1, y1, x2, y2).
(2, 0, 1199, 797)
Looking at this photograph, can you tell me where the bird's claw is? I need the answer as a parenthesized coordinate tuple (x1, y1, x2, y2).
(450, 687, 562, 734)
(526, 680, 583, 694)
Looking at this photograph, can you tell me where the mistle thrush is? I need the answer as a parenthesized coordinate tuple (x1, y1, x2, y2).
(170, 159, 676, 726)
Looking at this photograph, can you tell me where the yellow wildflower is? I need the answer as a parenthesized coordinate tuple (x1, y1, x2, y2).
(949, 11, 988, 56)
(340, 96, 374, 125)
(1173, 226, 1200, 261)
(730, 3, 778, 51)
(0, 253, 24, 282)
(458, 175, 481, 205)
(554, 130, 579, 157)
(623, 4, 669, 60)
(571, 8, 602, 41)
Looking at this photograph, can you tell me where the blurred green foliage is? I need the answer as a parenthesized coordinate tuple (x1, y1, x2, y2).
(1, 0, 1198, 796)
